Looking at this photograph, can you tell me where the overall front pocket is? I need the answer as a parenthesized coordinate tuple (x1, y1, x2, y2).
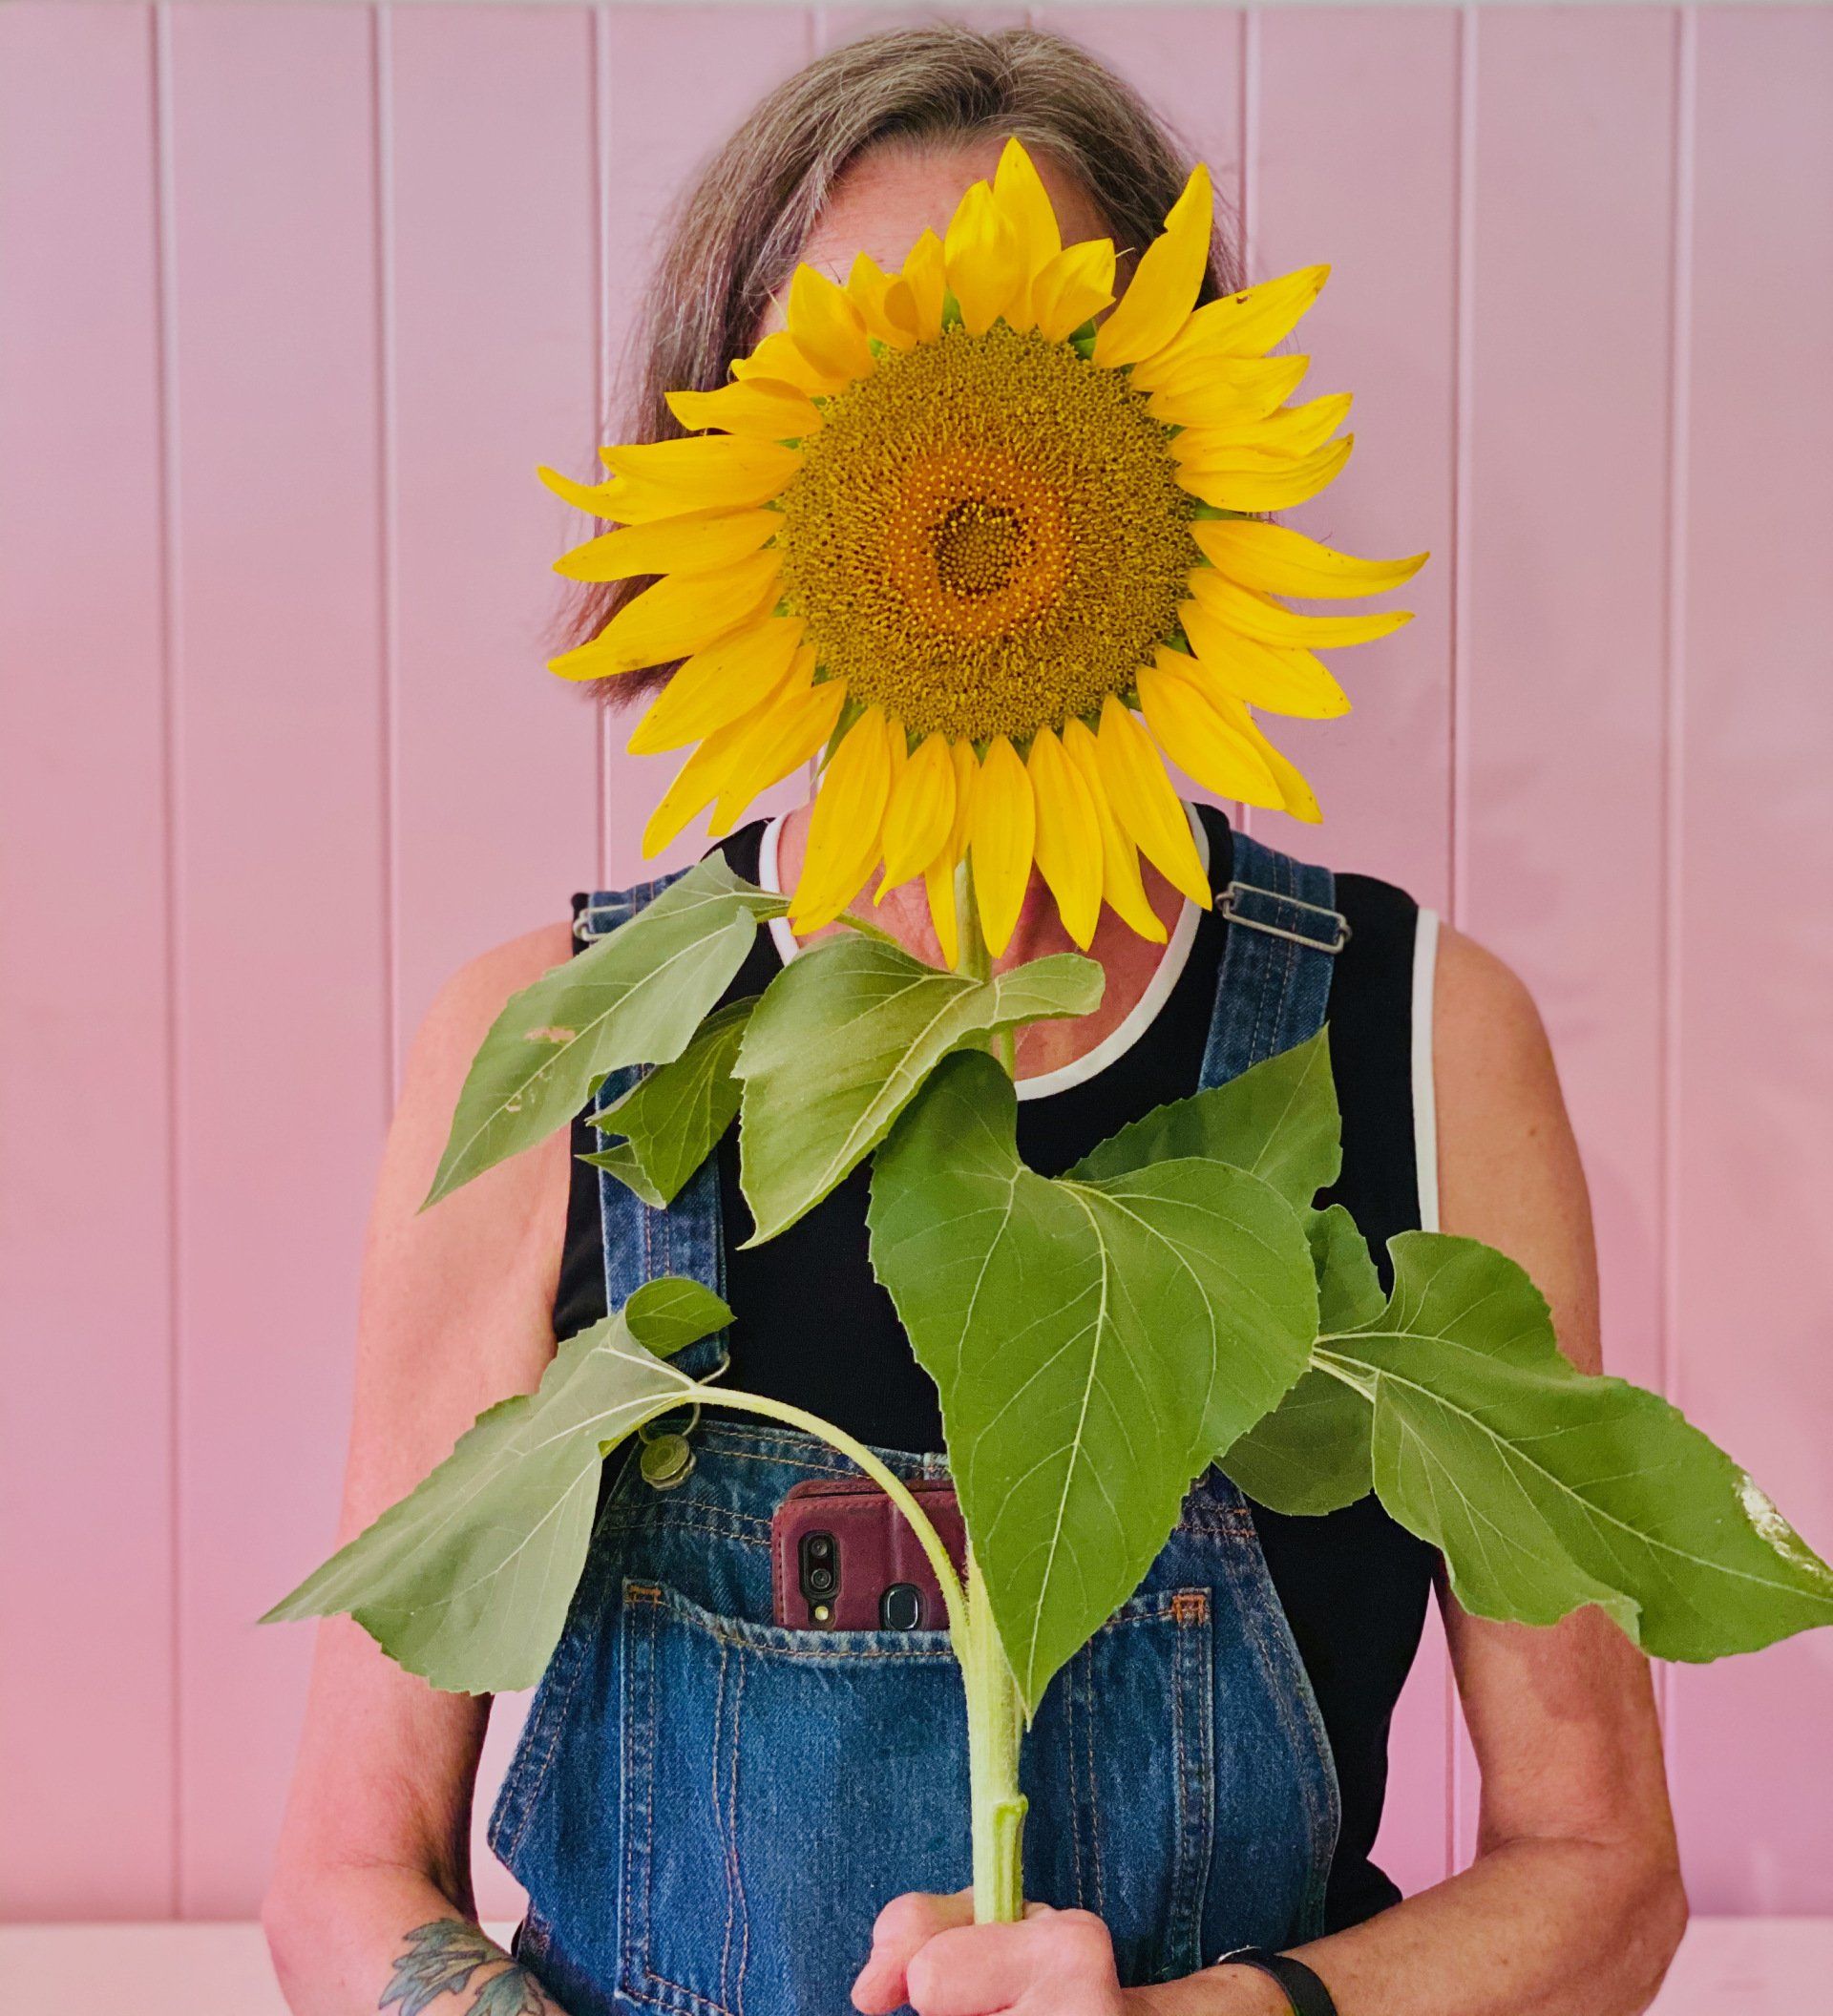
(618, 1575, 1216, 2016)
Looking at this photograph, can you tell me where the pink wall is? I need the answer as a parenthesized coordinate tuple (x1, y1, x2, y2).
(2, 2, 1827, 1924)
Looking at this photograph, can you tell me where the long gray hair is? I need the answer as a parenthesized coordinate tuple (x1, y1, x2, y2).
(556, 21, 1245, 704)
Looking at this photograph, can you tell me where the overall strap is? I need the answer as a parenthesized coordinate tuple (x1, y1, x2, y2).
(1199, 826, 1349, 1090)
(575, 865, 729, 1384)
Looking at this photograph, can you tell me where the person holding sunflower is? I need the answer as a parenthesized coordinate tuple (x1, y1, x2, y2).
(264, 25, 1686, 2016)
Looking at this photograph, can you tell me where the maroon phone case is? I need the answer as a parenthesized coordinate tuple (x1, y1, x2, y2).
(770, 1476, 967, 1630)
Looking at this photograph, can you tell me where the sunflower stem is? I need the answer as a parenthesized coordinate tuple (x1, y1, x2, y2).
(948, 855, 1029, 1924)
(961, 1544, 1027, 1924)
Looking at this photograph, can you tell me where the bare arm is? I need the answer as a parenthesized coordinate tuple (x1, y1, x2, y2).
(856, 924, 1688, 2016)
(1217, 924, 1688, 2016)
(263, 921, 580, 2016)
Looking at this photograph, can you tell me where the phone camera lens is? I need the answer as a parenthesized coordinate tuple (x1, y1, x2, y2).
(808, 1564, 834, 1594)
(809, 1535, 833, 1562)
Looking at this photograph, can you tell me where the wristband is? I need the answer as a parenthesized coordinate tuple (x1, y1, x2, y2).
(1212, 1946, 1338, 2016)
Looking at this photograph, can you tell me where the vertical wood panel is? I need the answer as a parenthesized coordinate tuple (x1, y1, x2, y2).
(1451, 4, 1682, 1864)
(1248, 8, 1460, 913)
(595, 5, 815, 883)
(1253, 5, 1464, 1893)
(1667, 5, 1833, 1915)
(381, 5, 602, 1920)
(1461, 6, 1676, 1401)
(384, 5, 600, 1065)
(162, 1, 388, 1916)
(0, 1, 176, 1918)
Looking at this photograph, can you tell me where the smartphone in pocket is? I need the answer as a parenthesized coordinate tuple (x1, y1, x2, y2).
(770, 1476, 967, 1630)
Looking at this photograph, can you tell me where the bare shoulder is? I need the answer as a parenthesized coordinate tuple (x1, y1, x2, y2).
(401, 917, 577, 1097)
(1429, 921, 1602, 1372)
(340, 915, 579, 1533)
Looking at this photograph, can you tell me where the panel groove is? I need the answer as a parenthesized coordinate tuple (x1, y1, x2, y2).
(375, 2, 403, 1105)
(152, 0, 186, 1920)
(1655, 1, 1696, 1743)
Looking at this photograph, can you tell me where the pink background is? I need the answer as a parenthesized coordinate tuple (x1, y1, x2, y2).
(2, 1, 1828, 1926)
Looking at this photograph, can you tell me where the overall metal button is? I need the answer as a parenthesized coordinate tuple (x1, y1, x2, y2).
(639, 1430, 695, 1490)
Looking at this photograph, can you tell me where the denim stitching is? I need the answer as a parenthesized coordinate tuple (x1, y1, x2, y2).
(1169, 1591, 1214, 1974)
(1064, 1645, 1086, 1910)
(714, 1639, 735, 2005)
(496, 1479, 627, 1866)
(729, 1654, 751, 2013)
(1082, 1642, 1107, 1919)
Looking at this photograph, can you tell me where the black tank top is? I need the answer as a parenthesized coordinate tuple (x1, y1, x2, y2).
(552, 803, 1438, 1931)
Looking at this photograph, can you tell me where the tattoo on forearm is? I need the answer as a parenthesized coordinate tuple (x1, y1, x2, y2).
(380, 1920, 555, 2016)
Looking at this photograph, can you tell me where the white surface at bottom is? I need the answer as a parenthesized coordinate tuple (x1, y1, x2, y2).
(0, 1918, 1822, 2012)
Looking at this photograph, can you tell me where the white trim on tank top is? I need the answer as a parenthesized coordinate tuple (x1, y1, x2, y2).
(756, 804, 1211, 1102)
(1411, 904, 1442, 1232)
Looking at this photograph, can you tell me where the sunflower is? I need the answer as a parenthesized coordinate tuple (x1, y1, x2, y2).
(539, 137, 1425, 963)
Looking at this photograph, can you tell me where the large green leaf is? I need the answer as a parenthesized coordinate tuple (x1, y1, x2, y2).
(869, 1051, 1317, 1712)
(735, 935, 1103, 1243)
(261, 1279, 731, 1691)
(582, 998, 755, 1208)
(1318, 1232, 1833, 1658)
(423, 859, 784, 1208)
(1219, 1205, 1381, 1515)
(1068, 1027, 1340, 1207)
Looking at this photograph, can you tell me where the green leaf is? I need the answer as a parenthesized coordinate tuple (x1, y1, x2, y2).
(869, 1051, 1317, 1712)
(1318, 1231, 1833, 1658)
(1068, 1027, 1341, 1208)
(1219, 1206, 1380, 1515)
(734, 935, 1103, 1244)
(422, 858, 784, 1208)
(261, 1278, 731, 1691)
(581, 998, 755, 1208)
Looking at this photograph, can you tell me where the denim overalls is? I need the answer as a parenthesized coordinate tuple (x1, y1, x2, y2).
(488, 829, 1348, 2013)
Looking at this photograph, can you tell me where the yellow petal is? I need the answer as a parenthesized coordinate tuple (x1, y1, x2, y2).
(1137, 656, 1284, 808)
(1187, 568, 1411, 649)
(1092, 162, 1213, 369)
(1028, 239, 1117, 344)
(709, 669, 846, 834)
(599, 435, 803, 512)
(1062, 718, 1165, 943)
(1145, 352, 1311, 429)
(551, 550, 781, 680)
(994, 136, 1063, 275)
(730, 329, 848, 397)
(992, 136, 1063, 327)
(1172, 391, 1354, 465)
(1093, 695, 1211, 907)
(878, 730, 957, 892)
(1027, 727, 1102, 950)
(944, 180, 1022, 337)
(785, 263, 874, 384)
(1130, 263, 1330, 386)
(1178, 599, 1350, 718)
(554, 506, 780, 584)
(642, 715, 750, 856)
(968, 735, 1036, 957)
(1237, 712, 1324, 824)
(664, 378, 821, 440)
(790, 705, 894, 928)
(1191, 517, 1429, 599)
(898, 227, 947, 342)
(537, 461, 622, 518)
(923, 739, 980, 968)
(846, 252, 921, 350)
(1177, 434, 1355, 513)
(626, 620, 808, 755)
